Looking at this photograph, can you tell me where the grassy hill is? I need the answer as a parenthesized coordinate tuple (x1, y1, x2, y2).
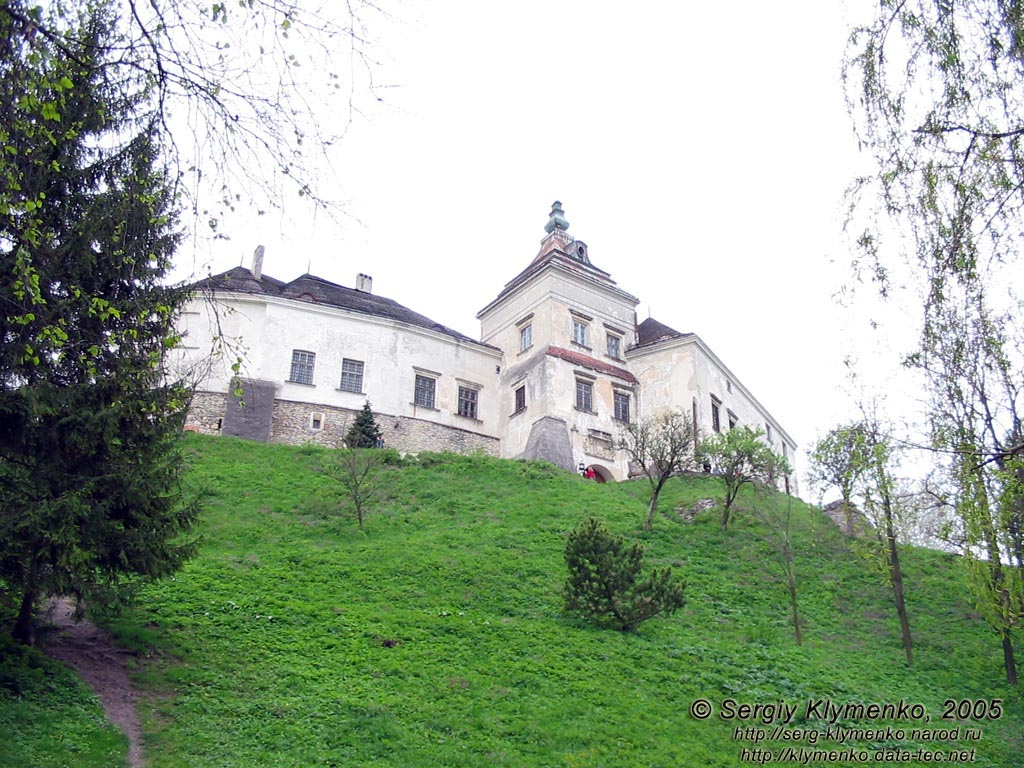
(2, 434, 1022, 767)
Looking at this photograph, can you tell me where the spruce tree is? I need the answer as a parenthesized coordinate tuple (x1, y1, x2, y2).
(0, 4, 198, 644)
(346, 401, 383, 449)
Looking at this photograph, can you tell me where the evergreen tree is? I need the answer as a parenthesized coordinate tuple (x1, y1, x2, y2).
(0, 4, 198, 644)
(563, 517, 685, 631)
(346, 401, 383, 449)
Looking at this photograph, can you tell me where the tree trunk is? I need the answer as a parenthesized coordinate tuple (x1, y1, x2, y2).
(13, 588, 37, 646)
(787, 569, 802, 646)
(644, 491, 660, 531)
(883, 494, 913, 666)
(1002, 631, 1018, 686)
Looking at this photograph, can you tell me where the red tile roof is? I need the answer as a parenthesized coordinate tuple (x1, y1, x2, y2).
(546, 346, 637, 383)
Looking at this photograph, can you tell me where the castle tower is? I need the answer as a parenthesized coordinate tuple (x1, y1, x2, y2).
(477, 202, 640, 478)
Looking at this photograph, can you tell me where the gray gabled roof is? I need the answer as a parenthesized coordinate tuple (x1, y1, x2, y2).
(635, 317, 688, 348)
(192, 267, 495, 348)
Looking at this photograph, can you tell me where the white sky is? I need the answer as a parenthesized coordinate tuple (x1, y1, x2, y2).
(173, 0, 895, 495)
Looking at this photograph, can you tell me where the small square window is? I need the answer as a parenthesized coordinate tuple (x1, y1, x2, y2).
(576, 380, 593, 412)
(613, 391, 630, 422)
(289, 350, 316, 385)
(414, 374, 436, 409)
(310, 412, 325, 430)
(339, 358, 364, 392)
(458, 386, 478, 419)
(520, 324, 532, 352)
(607, 334, 621, 359)
(572, 319, 588, 347)
(514, 385, 526, 413)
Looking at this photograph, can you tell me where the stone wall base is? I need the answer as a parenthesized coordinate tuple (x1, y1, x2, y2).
(185, 390, 499, 456)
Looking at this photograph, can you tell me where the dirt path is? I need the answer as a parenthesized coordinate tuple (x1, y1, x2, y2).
(43, 598, 145, 768)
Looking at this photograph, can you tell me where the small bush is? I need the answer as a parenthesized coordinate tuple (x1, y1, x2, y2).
(563, 516, 686, 631)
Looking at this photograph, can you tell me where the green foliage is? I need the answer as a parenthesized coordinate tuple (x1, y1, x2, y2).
(5, 437, 1024, 767)
(0, 4, 198, 644)
(617, 408, 697, 530)
(846, 0, 1024, 684)
(698, 426, 790, 529)
(808, 424, 871, 506)
(345, 401, 383, 449)
(0, 635, 125, 766)
(329, 448, 385, 529)
(563, 516, 686, 631)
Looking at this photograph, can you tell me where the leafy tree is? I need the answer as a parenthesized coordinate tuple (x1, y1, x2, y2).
(617, 409, 697, 530)
(0, 0, 384, 233)
(846, 0, 1024, 684)
(809, 424, 871, 535)
(332, 449, 382, 530)
(753, 496, 803, 646)
(810, 420, 917, 664)
(0, 5, 198, 644)
(346, 401, 383, 449)
(698, 426, 788, 530)
(563, 517, 685, 632)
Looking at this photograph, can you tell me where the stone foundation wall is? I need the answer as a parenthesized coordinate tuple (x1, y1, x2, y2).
(184, 391, 229, 434)
(188, 391, 499, 456)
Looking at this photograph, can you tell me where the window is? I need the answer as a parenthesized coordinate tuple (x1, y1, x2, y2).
(457, 386, 478, 419)
(310, 412, 325, 430)
(728, 411, 738, 430)
(414, 374, 436, 408)
(727, 379, 733, 394)
(613, 391, 630, 422)
(339, 358, 364, 392)
(711, 396, 721, 433)
(576, 379, 594, 412)
(572, 319, 589, 347)
(514, 385, 526, 413)
(519, 324, 532, 352)
(765, 423, 773, 443)
(289, 350, 316, 385)
(607, 334, 621, 359)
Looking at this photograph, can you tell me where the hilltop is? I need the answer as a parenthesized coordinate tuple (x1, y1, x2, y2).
(2, 434, 1022, 767)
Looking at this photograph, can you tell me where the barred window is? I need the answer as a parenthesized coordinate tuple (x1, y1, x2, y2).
(613, 391, 630, 422)
(576, 379, 593, 412)
(711, 396, 721, 433)
(414, 374, 436, 408)
(514, 385, 526, 413)
(339, 358, 364, 392)
(289, 350, 316, 385)
(457, 386, 478, 419)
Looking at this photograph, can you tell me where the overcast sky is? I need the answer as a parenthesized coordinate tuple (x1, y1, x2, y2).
(174, 1, 893, 495)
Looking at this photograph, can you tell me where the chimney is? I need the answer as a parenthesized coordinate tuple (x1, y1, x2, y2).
(356, 273, 373, 293)
(252, 245, 265, 280)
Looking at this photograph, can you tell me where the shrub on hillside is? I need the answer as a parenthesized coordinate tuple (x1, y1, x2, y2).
(563, 517, 686, 631)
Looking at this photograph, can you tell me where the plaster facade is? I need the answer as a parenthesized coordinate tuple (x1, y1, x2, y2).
(175, 203, 797, 492)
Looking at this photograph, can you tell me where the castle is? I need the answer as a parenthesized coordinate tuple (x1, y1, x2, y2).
(176, 203, 796, 490)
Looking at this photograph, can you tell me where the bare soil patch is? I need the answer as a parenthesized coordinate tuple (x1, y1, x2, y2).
(42, 598, 145, 768)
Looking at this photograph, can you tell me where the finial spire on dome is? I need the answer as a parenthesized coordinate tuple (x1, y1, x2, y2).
(544, 201, 569, 234)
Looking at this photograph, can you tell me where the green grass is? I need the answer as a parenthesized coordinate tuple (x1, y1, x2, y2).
(0, 636, 126, 767)
(3, 434, 1023, 767)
